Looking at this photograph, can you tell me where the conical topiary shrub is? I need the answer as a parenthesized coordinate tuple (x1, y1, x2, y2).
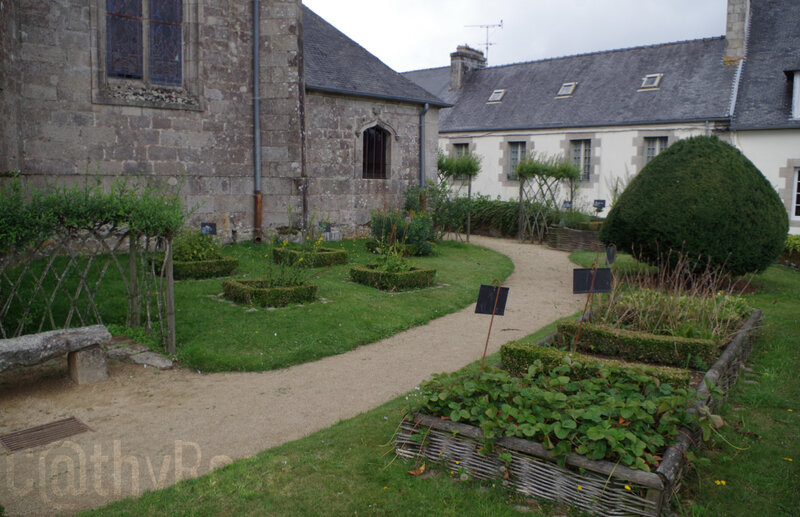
(600, 136, 788, 276)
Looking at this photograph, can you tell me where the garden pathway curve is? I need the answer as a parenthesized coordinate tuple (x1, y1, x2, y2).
(0, 236, 584, 516)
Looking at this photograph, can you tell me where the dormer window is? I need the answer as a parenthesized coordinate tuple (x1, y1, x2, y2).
(488, 89, 506, 103)
(786, 69, 800, 119)
(557, 82, 577, 97)
(640, 73, 663, 90)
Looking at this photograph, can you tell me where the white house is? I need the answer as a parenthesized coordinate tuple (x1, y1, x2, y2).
(404, 0, 800, 234)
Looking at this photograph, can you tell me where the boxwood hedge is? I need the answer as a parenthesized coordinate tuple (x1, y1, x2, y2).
(221, 279, 317, 307)
(272, 247, 347, 267)
(557, 320, 717, 369)
(349, 265, 436, 291)
(500, 339, 691, 386)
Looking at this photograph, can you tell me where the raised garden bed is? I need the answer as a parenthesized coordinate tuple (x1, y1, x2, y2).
(546, 226, 602, 252)
(171, 257, 239, 280)
(349, 265, 436, 291)
(273, 247, 347, 267)
(221, 278, 317, 307)
(395, 310, 762, 517)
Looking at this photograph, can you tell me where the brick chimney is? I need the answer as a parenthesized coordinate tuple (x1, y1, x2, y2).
(724, 0, 750, 64)
(450, 45, 486, 90)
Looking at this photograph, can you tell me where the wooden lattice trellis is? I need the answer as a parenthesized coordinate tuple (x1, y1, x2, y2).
(0, 226, 176, 352)
(517, 175, 565, 243)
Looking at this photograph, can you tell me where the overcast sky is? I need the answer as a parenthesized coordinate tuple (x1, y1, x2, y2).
(302, 0, 729, 72)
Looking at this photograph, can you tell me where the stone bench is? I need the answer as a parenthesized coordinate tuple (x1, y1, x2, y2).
(0, 325, 112, 384)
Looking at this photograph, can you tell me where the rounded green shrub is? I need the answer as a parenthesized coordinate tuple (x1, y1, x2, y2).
(173, 230, 222, 262)
(600, 136, 788, 276)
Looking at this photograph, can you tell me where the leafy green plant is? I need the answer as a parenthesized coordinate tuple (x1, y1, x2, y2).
(412, 361, 698, 471)
(370, 210, 433, 256)
(172, 231, 223, 262)
(785, 235, 800, 254)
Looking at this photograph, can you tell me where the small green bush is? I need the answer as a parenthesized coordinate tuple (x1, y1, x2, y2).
(370, 210, 433, 256)
(557, 320, 717, 369)
(500, 340, 691, 386)
(600, 136, 788, 276)
(781, 235, 800, 268)
(173, 231, 223, 262)
(272, 246, 347, 267)
(221, 278, 317, 307)
(349, 265, 436, 291)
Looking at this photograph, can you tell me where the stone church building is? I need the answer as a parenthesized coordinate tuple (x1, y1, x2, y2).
(0, 1, 446, 240)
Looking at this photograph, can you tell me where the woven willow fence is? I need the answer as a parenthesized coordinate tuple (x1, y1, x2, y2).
(0, 177, 183, 353)
(0, 228, 175, 351)
(395, 310, 762, 516)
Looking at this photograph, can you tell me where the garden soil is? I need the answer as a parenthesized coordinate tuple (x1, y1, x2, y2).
(0, 237, 584, 516)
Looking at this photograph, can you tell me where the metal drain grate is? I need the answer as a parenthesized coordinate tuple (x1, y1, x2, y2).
(0, 417, 92, 452)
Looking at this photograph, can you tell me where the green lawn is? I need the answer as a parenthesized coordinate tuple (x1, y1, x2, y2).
(171, 239, 513, 372)
(81, 260, 798, 516)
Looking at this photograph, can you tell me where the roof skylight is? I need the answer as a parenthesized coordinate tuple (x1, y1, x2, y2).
(640, 73, 663, 90)
(557, 82, 577, 97)
(488, 89, 506, 102)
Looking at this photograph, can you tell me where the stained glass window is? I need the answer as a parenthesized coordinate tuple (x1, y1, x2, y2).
(106, 0, 182, 86)
(107, 0, 142, 79)
(149, 0, 182, 86)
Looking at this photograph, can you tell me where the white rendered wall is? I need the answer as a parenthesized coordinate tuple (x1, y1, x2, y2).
(733, 129, 800, 234)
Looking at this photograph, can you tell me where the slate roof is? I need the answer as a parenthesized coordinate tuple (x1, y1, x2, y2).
(302, 6, 449, 107)
(404, 38, 737, 133)
(731, 0, 800, 130)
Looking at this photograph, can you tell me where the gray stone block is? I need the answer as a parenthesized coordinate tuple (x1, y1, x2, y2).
(68, 345, 108, 384)
(0, 325, 111, 373)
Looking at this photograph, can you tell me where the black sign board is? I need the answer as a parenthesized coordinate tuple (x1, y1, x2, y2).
(606, 246, 616, 265)
(593, 199, 606, 211)
(573, 268, 612, 294)
(561, 200, 573, 210)
(201, 222, 217, 236)
(475, 284, 509, 315)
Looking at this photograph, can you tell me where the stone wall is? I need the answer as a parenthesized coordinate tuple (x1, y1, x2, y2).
(0, 0, 305, 242)
(304, 91, 439, 233)
(0, 0, 19, 172)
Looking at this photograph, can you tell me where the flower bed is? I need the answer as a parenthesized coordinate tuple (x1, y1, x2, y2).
(395, 310, 762, 516)
(272, 246, 347, 267)
(349, 265, 436, 291)
(221, 278, 317, 307)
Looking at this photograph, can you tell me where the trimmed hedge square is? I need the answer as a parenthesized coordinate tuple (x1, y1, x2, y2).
(557, 320, 717, 368)
(221, 278, 317, 307)
(272, 247, 348, 267)
(349, 265, 436, 291)
(501, 339, 691, 386)
(171, 257, 239, 280)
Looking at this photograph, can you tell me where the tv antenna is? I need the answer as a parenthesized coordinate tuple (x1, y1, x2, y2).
(465, 20, 503, 62)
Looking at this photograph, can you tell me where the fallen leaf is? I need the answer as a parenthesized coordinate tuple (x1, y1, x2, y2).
(409, 463, 426, 476)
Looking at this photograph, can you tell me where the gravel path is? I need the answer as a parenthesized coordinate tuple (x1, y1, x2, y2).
(0, 236, 584, 516)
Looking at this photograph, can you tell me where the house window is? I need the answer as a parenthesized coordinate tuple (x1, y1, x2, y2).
(644, 137, 668, 164)
(453, 143, 469, 157)
(363, 126, 389, 179)
(793, 168, 800, 219)
(557, 82, 577, 97)
(488, 89, 506, 103)
(107, 0, 183, 87)
(508, 141, 526, 180)
(570, 139, 591, 181)
(640, 73, 663, 90)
